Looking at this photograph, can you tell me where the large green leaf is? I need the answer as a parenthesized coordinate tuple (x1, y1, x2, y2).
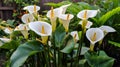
(98, 7, 120, 25)
(108, 40, 120, 47)
(60, 35, 74, 53)
(84, 51, 114, 67)
(10, 40, 44, 67)
(54, 25, 66, 47)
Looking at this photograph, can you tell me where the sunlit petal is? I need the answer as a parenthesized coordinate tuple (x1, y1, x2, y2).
(21, 14, 34, 23)
(60, 3, 71, 14)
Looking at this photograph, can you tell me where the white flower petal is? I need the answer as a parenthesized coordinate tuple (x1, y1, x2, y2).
(29, 21, 52, 36)
(77, 10, 98, 19)
(14, 24, 30, 31)
(23, 5, 40, 14)
(46, 8, 62, 18)
(4, 28, 13, 34)
(60, 3, 71, 14)
(99, 25, 116, 33)
(21, 14, 34, 23)
(86, 28, 104, 45)
(58, 14, 74, 20)
(70, 31, 79, 41)
(79, 20, 93, 28)
(0, 38, 10, 42)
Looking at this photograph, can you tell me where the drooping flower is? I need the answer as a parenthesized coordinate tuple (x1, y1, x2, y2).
(14, 24, 30, 39)
(4, 27, 13, 34)
(29, 21, 52, 44)
(58, 14, 74, 32)
(60, 3, 71, 14)
(21, 14, 34, 24)
(86, 28, 104, 51)
(99, 25, 116, 35)
(70, 31, 79, 42)
(46, 7, 62, 32)
(23, 5, 40, 14)
(77, 10, 98, 20)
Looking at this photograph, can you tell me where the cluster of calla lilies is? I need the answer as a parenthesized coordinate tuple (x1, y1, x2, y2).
(0, 4, 116, 52)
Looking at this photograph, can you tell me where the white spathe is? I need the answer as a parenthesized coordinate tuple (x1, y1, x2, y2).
(86, 28, 104, 45)
(60, 3, 71, 14)
(21, 14, 34, 23)
(99, 25, 116, 33)
(0, 38, 10, 42)
(4, 27, 13, 34)
(23, 5, 40, 14)
(28, 21, 52, 36)
(79, 20, 93, 28)
(58, 14, 74, 32)
(15, 24, 30, 39)
(77, 10, 98, 20)
(70, 31, 79, 41)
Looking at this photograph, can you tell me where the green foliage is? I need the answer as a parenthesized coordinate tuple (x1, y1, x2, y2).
(84, 51, 115, 67)
(10, 40, 44, 67)
(109, 40, 120, 47)
(98, 7, 120, 25)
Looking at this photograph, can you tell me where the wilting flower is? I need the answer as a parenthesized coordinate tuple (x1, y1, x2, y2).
(86, 28, 104, 51)
(0, 38, 10, 46)
(14, 24, 30, 39)
(4, 27, 13, 34)
(70, 31, 79, 42)
(99, 25, 116, 35)
(23, 5, 40, 14)
(21, 14, 34, 24)
(58, 14, 74, 32)
(60, 3, 71, 14)
(46, 7, 62, 31)
(29, 21, 52, 44)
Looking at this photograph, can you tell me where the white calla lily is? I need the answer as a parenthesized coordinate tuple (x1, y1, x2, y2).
(46, 7, 62, 31)
(21, 14, 34, 23)
(58, 14, 74, 32)
(0, 38, 10, 46)
(29, 21, 52, 44)
(23, 5, 40, 14)
(86, 28, 104, 51)
(60, 3, 71, 14)
(4, 27, 13, 34)
(15, 24, 29, 39)
(77, 10, 98, 20)
(79, 20, 93, 28)
(70, 31, 79, 42)
(99, 25, 116, 35)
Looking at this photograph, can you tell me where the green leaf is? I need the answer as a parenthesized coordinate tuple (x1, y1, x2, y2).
(60, 35, 74, 53)
(54, 25, 66, 47)
(84, 51, 114, 67)
(108, 40, 120, 47)
(98, 7, 120, 25)
(10, 40, 44, 67)
(0, 40, 20, 49)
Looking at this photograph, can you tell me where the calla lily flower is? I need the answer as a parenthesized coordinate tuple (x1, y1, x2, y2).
(58, 14, 74, 32)
(70, 31, 79, 42)
(21, 14, 34, 24)
(99, 25, 116, 35)
(60, 3, 71, 14)
(86, 28, 104, 51)
(4, 27, 13, 34)
(77, 10, 98, 20)
(23, 5, 40, 14)
(29, 21, 52, 44)
(0, 38, 10, 46)
(46, 7, 62, 31)
(14, 24, 29, 39)
(79, 20, 93, 28)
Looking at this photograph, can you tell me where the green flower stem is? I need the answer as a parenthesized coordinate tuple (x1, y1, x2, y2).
(90, 43, 94, 51)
